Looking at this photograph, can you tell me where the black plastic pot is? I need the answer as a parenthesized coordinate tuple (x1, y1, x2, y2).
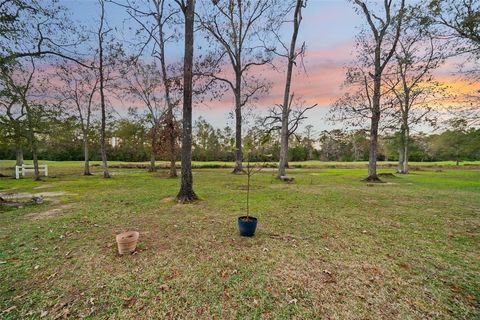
(238, 216, 258, 237)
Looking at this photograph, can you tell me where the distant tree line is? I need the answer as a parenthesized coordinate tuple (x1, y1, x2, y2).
(1, 114, 478, 164)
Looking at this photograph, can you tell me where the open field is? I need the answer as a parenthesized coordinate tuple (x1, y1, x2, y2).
(0, 163, 479, 319)
(1, 160, 480, 177)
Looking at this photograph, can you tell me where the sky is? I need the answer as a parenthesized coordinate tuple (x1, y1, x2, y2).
(62, 0, 466, 133)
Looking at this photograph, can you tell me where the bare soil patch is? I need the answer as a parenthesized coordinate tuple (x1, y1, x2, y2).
(25, 204, 74, 220)
(0, 191, 75, 199)
(33, 184, 55, 190)
(224, 184, 265, 191)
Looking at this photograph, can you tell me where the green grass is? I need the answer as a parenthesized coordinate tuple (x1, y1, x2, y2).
(0, 163, 479, 319)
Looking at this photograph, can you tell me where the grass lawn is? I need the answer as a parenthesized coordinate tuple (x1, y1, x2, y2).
(0, 163, 479, 319)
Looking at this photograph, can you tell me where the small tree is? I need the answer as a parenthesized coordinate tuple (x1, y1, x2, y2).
(263, 96, 316, 169)
(244, 158, 263, 221)
(1, 59, 43, 180)
(0, 66, 26, 167)
(55, 62, 99, 175)
(122, 60, 165, 172)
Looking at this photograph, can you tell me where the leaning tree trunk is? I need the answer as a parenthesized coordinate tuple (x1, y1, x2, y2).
(176, 0, 197, 203)
(232, 77, 243, 174)
(278, 0, 303, 179)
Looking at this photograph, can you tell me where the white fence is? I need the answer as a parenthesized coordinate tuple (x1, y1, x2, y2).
(15, 164, 48, 179)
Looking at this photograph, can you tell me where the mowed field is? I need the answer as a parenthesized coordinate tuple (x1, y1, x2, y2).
(0, 161, 479, 319)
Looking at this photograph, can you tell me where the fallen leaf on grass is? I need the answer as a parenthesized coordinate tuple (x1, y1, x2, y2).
(55, 308, 70, 319)
(288, 298, 298, 305)
(159, 284, 169, 291)
(2, 305, 17, 313)
(123, 297, 137, 308)
(47, 272, 58, 280)
(13, 293, 27, 301)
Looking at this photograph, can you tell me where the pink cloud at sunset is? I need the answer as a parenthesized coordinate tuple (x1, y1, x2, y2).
(201, 41, 354, 110)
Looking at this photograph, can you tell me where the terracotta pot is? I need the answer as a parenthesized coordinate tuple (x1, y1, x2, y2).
(116, 231, 139, 255)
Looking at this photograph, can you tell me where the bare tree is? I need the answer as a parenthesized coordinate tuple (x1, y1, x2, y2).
(175, 0, 197, 203)
(263, 95, 316, 161)
(55, 63, 99, 175)
(276, 0, 307, 178)
(111, 0, 181, 177)
(0, 77, 25, 167)
(427, 0, 480, 125)
(122, 60, 166, 172)
(97, 0, 114, 179)
(386, 10, 444, 173)
(0, 0, 89, 67)
(1, 60, 41, 180)
(352, 0, 406, 181)
(198, 0, 280, 174)
(427, 0, 480, 54)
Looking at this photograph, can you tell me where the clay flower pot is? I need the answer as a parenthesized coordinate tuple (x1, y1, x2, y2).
(116, 231, 139, 255)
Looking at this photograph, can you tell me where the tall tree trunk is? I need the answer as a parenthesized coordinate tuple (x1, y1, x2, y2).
(403, 126, 409, 174)
(98, 0, 110, 179)
(149, 151, 156, 172)
(366, 75, 381, 181)
(14, 131, 23, 167)
(24, 103, 40, 181)
(367, 114, 380, 181)
(356, 0, 405, 182)
(167, 109, 177, 177)
(176, 0, 197, 203)
(278, 112, 289, 177)
(83, 133, 91, 175)
(149, 131, 157, 172)
(156, 2, 177, 178)
(233, 76, 243, 174)
(398, 126, 405, 173)
(278, 0, 303, 178)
